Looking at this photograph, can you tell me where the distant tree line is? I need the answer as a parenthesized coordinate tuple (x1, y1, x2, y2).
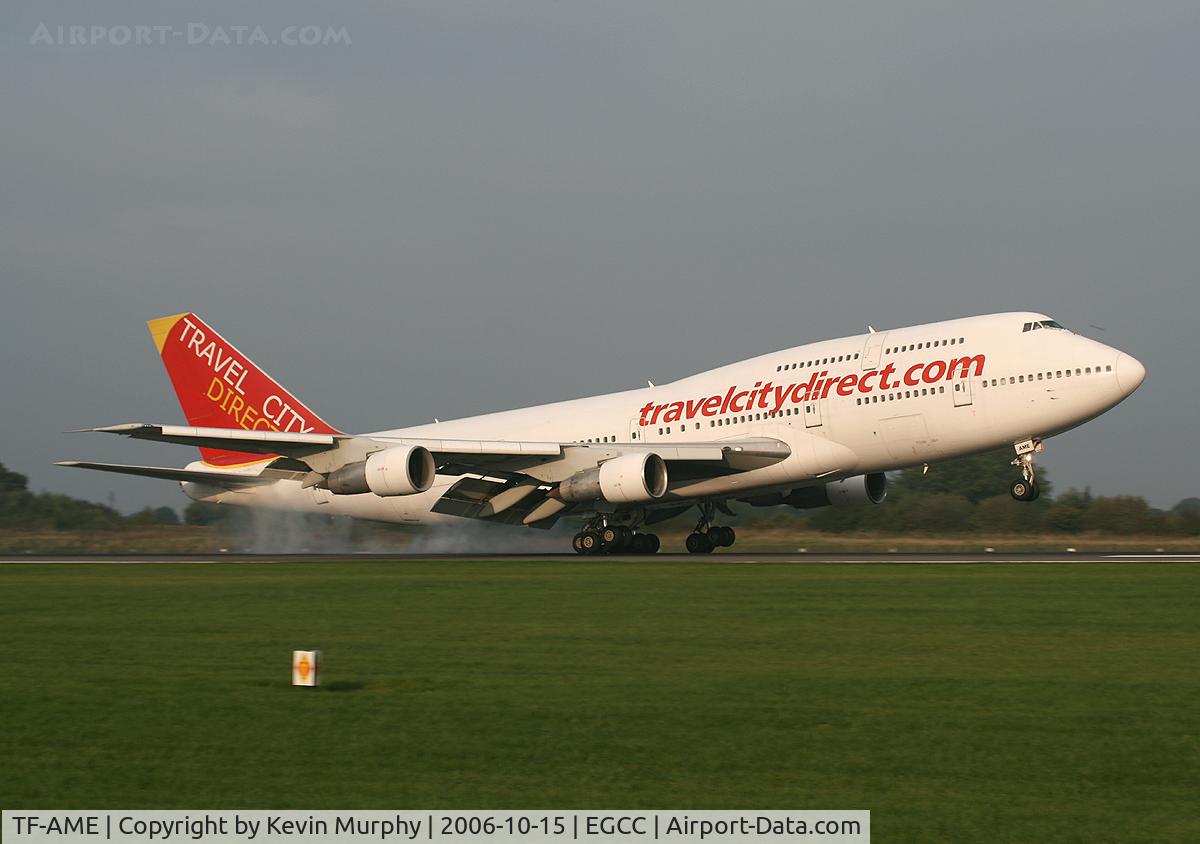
(0, 464, 179, 529)
(793, 449, 1200, 535)
(3, 457, 1198, 536)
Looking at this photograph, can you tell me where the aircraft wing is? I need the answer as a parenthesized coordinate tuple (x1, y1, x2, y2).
(75, 423, 790, 476)
(69, 424, 796, 524)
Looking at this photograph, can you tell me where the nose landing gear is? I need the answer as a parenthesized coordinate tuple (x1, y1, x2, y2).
(1010, 438, 1044, 501)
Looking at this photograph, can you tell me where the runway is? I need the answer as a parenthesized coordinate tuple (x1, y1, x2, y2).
(2, 552, 1199, 564)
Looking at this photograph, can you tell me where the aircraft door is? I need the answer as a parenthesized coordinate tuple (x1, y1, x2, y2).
(953, 378, 974, 407)
(861, 332, 887, 370)
(803, 399, 823, 428)
(629, 417, 643, 442)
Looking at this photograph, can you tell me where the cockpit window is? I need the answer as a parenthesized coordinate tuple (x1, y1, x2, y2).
(1022, 319, 1067, 332)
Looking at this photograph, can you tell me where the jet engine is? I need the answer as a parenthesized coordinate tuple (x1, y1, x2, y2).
(556, 452, 669, 503)
(742, 472, 888, 509)
(325, 444, 436, 496)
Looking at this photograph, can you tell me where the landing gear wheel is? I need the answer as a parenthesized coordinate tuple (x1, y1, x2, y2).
(631, 533, 659, 554)
(580, 530, 602, 554)
(572, 533, 586, 554)
(1010, 479, 1039, 502)
(1011, 439, 1044, 502)
(600, 525, 621, 547)
(686, 532, 715, 554)
(709, 526, 736, 547)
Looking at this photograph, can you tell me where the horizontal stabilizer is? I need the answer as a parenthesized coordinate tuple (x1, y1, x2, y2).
(76, 423, 337, 457)
(55, 461, 280, 487)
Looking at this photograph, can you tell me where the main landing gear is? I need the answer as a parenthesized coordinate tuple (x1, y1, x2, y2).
(1010, 438, 1044, 502)
(685, 501, 737, 554)
(572, 518, 660, 555)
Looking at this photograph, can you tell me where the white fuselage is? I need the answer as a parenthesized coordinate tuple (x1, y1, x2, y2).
(193, 312, 1145, 524)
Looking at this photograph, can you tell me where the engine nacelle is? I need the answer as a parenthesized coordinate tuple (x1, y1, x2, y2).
(325, 445, 436, 497)
(783, 472, 888, 509)
(557, 452, 669, 503)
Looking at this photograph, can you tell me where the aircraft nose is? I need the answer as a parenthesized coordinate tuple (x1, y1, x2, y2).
(1115, 353, 1146, 394)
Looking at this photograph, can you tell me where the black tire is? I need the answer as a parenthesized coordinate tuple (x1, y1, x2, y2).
(1010, 479, 1033, 501)
(718, 526, 736, 547)
(645, 533, 661, 554)
(630, 533, 651, 554)
(686, 532, 714, 554)
(1026, 481, 1040, 501)
(571, 533, 585, 554)
(600, 525, 620, 546)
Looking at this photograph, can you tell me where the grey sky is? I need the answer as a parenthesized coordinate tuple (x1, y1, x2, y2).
(2, 2, 1197, 512)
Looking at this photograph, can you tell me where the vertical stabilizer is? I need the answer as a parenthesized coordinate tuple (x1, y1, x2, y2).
(148, 313, 340, 466)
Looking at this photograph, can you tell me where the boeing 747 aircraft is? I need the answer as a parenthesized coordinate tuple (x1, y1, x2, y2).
(60, 312, 1145, 553)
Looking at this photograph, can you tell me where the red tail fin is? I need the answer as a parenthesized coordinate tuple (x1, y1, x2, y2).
(148, 313, 340, 466)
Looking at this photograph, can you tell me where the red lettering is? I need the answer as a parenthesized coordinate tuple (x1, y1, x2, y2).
(878, 362, 897, 389)
(836, 374, 858, 396)
(922, 360, 947, 383)
(771, 384, 792, 413)
(638, 401, 655, 426)
(948, 354, 986, 379)
(719, 386, 736, 414)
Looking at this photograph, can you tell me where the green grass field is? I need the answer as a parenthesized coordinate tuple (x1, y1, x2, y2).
(1, 561, 1197, 843)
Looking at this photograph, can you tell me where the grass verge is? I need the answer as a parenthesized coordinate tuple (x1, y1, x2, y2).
(0, 560, 1196, 843)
